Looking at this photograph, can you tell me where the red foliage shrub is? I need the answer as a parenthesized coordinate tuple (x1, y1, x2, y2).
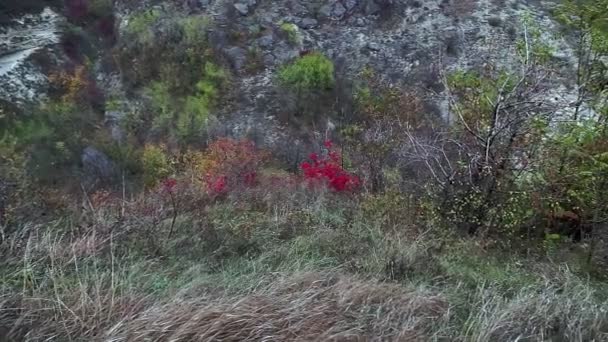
(200, 138, 268, 196)
(207, 175, 228, 194)
(301, 141, 360, 192)
(162, 178, 177, 194)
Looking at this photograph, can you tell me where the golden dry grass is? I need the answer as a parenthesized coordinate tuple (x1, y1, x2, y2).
(106, 272, 446, 341)
(1, 271, 447, 341)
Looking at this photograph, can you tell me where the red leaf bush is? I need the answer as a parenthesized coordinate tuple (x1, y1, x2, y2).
(162, 178, 178, 194)
(200, 138, 268, 196)
(301, 141, 360, 192)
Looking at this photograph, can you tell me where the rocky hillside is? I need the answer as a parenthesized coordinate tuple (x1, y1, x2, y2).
(0, 7, 62, 104)
(1, 0, 575, 138)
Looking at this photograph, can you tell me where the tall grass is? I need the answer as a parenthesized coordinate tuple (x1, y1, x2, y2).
(1, 189, 607, 341)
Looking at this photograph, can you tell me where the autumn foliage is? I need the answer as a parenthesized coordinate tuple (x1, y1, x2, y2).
(200, 138, 268, 195)
(161, 139, 358, 198)
(301, 141, 360, 192)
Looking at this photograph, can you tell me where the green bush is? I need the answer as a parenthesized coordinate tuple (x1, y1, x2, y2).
(516, 13, 555, 64)
(447, 70, 515, 127)
(178, 63, 226, 141)
(278, 53, 335, 92)
(118, 12, 224, 144)
(11, 100, 99, 182)
(141, 144, 172, 187)
(126, 9, 161, 46)
(146, 81, 173, 131)
(145, 63, 226, 143)
(280, 22, 300, 45)
(101, 141, 142, 176)
(180, 15, 212, 45)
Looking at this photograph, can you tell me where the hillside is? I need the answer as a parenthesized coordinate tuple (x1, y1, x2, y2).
(1, 0, 608, 341)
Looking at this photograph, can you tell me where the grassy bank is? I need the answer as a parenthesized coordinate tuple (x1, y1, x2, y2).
(1, 190, 607, 341)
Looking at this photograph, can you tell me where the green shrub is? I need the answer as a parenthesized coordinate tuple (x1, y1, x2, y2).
(141, 144, 172, 187)
(186, 62, 226, 138)
(146, 81, 173, 131)
(178, 72, 220, 142)
(146, 63, 226, 143)
(516, 13, 555, 64)
(180, 15, 212, 44)
(126, 9, 161, 46)
(278, 53, 335, 92)
(101, 141, 142, 176)
(280, 22, 300, 44)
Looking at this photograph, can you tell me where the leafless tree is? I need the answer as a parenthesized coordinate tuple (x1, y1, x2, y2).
(400, 25, 561, 235)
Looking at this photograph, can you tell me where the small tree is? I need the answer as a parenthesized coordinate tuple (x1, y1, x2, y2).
(145, 62, 227, 144)
(408, 19, 560, 237)
(529, 0, 608, 260)
(555, 0, 608, 120)
(343, 69, 431, 193)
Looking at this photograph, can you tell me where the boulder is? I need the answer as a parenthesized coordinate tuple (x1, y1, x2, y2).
(257, 34, 274, 48)
(81, 147, 117, 186)
(331, 3, 347, 19)
(344, 0, 358, 11)
(234, 3, 249, 16)
(224, 46, 248, 71)
(299, 18, 318, 29)
(234, 0, 257, 16)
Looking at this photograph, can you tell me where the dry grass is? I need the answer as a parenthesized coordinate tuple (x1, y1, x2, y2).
(5, 262, 607, 341)
(1, 270, 447, 341)
(1, 193, 608, 341)
(107, 272, 447, 341)
(459, 272, 608, 341)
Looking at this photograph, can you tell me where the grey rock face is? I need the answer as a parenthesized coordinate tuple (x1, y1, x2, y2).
(0, 7, 62, 104)
(208, 29, 229, 50)
(1, 0, 580, 160)
(331, 3, 347, 19)
(318, 5, 332, 19)
(263, 53, 276, 65)
(234, 3, 250, 16)
(299, 18, 318, 29)
(234, 0, 257, 16)
(362, 0, 381, 15)
(272, 44, 300, 64)
(344, 0, 358, 11)
(257, 34, 274, 48)
(224, 46, 247, 71)
(81, 147, 117, 186)
(366, 42, 381, 51)
(201, 0, 578, 156)
(104, 110, 126, 143)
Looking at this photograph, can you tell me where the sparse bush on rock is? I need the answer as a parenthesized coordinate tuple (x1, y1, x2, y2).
(279, 52, 335, 92)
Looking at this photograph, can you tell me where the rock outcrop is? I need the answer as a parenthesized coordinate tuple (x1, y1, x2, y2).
(0, 7, 63, 104)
